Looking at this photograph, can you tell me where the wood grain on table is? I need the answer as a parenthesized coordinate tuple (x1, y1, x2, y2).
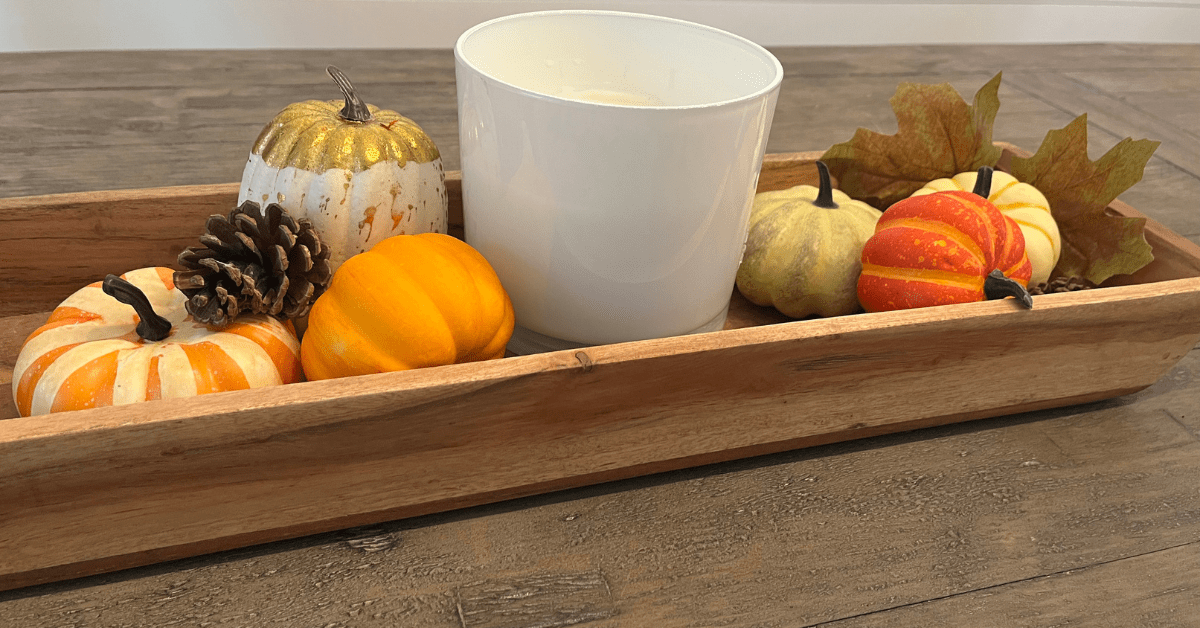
(1, 44, 1198, 627)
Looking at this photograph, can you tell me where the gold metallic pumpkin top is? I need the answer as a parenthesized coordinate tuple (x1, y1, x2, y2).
(252, 100, 440, 172)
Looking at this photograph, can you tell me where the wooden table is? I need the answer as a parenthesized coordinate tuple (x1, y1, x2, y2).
(1, 44, 1198, 627)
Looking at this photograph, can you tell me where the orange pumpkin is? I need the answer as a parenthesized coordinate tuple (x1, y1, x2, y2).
(12, 267, 303, 417)
(300, 233, 514, 380)
(858, 168, 1033, 313)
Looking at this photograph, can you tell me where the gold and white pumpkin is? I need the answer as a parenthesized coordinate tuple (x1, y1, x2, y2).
(12, 267, 302, 417)
(911, 170, 1061, 285)
(238, 66, 448, 272)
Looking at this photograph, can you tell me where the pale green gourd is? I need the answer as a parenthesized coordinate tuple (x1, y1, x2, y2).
(736, 161, 882, 318)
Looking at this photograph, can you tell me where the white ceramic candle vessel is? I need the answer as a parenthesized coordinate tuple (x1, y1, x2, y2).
(455, 10, 783, 354)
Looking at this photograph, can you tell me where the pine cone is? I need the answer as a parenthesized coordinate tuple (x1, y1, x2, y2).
(174, 201, 333, 327)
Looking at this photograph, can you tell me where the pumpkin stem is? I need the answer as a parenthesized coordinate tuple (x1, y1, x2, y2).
(972, 166, 994, 199)
(327, 65, 372, 123)
(102, 274, 173, 341)
(983, 269, 1033, 309)
(813, 161, 838, 209)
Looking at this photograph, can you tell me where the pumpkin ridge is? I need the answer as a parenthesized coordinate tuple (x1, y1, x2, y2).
(349, 249, 456, 369)
(886, 192, 996, 245)
(29, 338, 137, 412)
(992, 178, 1021, 199)
(784, 204, 828, 277)
(333, 125, 367, 172)
(876, 216, 988, 265)
(300, 299, 350, 379)
(15, 342, 83, 417)
(111, 345, 156, 405)
(203, 331, 288, 388)
(46, 306, 102, 324)
(994, 215, 1031, 281)
(145, 354, 163, 401)
(1009, 218, 1055, 248)
(221, 318, 303, 385)
(957, 194, 1006, 266)
(474, 297, 515, 360)
(254, 106, 324, 158)
(434, 234, 514, 362)
(180, 342, 250, 395)
(299, 118, 345, 166)
(153, 267, 176, 291)
(49, 349, 120, 413)
(389, 235, 479, 361)
(993, 200, 1052, 216)
(310, 291, 414, 375)
(860, 263, 986, 291)
(259, 116, 323, 169)
(416, 235, 487, 361)
(25, 308, 103, 344)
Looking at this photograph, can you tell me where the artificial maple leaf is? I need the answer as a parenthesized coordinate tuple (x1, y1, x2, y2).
(820, 72, 1003, 210)
(1009, 114, 1158, 285)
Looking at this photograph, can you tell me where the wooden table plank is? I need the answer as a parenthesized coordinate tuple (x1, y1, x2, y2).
(2, 44, 1194, 95)
(1003, 70, 1198, 174)
(824, 543, 1200, 627)
(5, 48, 1194, 241)
(0, 43, 1197, 625)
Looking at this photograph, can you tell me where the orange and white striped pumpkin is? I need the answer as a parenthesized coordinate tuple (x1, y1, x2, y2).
(12, 267, 302, 417)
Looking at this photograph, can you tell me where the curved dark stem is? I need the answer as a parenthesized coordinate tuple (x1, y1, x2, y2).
(327, 65, 372, 123)
(812, 161, 838, 209)
(102, 274, 173, 341)
(983, 269, 1033, 309)
(972, 166, 994, 199)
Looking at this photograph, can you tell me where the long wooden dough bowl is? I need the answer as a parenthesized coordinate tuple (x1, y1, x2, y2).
(2, 146, 1199, 591)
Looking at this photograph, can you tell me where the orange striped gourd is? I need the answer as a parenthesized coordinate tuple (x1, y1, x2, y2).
(910, 170, 1060, 285)
(858, 168, 1033, 313)
(11, 267, 302, 417)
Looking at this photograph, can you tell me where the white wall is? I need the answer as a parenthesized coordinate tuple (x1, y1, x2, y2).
(2, 0, 1198, 52)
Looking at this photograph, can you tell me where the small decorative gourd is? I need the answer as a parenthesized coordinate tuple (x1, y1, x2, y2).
(238, 66, 448, 272)
(300, 233, 514, 380)
(858, 167, 1034, 313)
(12, 267, 302, 416)
(736, 161, 883, 318)
(911, 169, 1060, 285)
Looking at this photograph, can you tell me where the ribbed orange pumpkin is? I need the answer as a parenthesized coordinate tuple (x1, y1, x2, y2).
(858, 172, 1032, 313)
(300, 233, 514, 380)
(12, 267, 302, 417)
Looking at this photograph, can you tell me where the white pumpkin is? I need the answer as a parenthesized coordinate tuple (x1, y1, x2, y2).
(238, 66, 448, 272)
(911, 170, 1061, 285)
(12, 267, 302, 417)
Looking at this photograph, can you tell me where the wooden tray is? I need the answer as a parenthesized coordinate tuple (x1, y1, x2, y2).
(2, 147, 1199, 592)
